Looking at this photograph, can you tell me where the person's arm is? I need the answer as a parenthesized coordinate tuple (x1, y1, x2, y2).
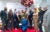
(0, 11, 2, 17)
(0, 11, 3, 19)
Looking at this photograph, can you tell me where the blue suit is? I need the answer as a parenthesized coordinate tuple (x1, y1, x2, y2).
(21, 18, 28, 31)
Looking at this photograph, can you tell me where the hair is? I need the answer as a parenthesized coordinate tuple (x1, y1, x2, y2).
(4, 7, 7, 11)
(8, 9, 12, 16)
(34, 8, 37, 13)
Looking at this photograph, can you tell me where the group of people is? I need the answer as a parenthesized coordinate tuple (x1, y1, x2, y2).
(0, 7, 33, 32)
(0, 6, 48, 32)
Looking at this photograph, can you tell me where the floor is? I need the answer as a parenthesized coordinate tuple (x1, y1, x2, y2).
(0, 27, 40, 32)
(4, 28, 40, 32)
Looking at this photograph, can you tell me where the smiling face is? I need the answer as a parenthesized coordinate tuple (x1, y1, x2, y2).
(43, 6, 47, 11)
(9, 9, 12, 15)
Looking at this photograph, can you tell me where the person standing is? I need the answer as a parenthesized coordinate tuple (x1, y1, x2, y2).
(0, 7, 7, 30)
(8, 9, 13, 30)
(38, 7, 47, 32)
(21, 15, 28, 32)
(28, 9, 33, 29)
(13, 9, 20, 29)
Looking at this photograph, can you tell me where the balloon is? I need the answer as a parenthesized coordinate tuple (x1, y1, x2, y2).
(21, 0, 33, 7)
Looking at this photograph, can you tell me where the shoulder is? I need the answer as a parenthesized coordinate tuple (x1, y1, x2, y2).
(0, 10, 4, 14)
(1, 10, 4, 12)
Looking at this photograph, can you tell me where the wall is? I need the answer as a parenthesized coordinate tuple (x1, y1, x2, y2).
(7, 2, 26, 12)
(0, 1, 26, 12)
(0, 0, 49, 12)
(0, 1, 4, 11)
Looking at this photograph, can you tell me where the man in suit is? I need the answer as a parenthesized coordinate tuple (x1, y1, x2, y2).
(0, 7, 7, 30)
(13, 9, 20, 29)
(38, 7, 47, 32)
(28, 10, 33, 29)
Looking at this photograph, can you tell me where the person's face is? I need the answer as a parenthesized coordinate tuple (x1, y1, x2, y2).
(22, 10, 24, 13)
(39, 7, 41, 10)
(22, 16, 25, 19)
(9, 9, 12, 15)
(44, 7, 47, 11)
(4, 8, 7, 12)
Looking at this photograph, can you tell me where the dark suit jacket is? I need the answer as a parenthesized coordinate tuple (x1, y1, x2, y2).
(38, 10, 46, 24)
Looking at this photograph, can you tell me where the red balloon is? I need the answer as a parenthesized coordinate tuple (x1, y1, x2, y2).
(21, 0, 33, 7)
